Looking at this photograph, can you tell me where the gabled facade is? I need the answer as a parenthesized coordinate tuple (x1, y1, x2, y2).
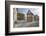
(27, 10, 33, 22)
(27, 10, 39, 22)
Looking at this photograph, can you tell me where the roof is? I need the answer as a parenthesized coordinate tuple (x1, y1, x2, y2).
(35, 15, 39, 16)
(27, 10, 33, 15)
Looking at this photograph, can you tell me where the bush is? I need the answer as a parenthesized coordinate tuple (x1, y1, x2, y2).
(14, 21, 17, 24)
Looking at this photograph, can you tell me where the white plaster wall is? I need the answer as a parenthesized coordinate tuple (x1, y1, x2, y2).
(13, 8, 17, 21)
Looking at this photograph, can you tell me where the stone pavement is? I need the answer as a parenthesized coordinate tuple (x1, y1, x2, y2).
(14, 21, 39, 28)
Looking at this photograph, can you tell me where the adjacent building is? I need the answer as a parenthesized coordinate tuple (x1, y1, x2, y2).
(27, 10, 33, 22)
(27, 10, 39, 22)
(14, 9, 39, 23)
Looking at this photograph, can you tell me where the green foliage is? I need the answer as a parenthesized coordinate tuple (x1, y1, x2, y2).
(17, 13, 25, 20)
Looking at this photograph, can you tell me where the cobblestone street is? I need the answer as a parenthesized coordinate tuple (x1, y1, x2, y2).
(14, 21, 39, 28)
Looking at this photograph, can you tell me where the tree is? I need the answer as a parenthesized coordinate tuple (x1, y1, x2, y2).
(17, 13, 25, 20)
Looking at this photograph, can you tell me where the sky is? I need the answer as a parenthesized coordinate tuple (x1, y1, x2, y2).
(16, 8, 39, 16)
